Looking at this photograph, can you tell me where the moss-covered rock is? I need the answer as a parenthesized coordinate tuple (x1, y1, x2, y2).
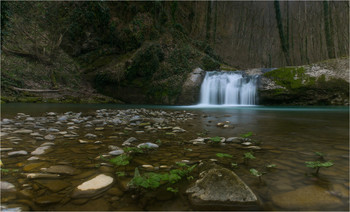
(259, 59, 349, 105)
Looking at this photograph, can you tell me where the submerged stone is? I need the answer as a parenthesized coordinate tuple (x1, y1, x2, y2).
(186, 168, 259, 210)
(31, 146, 52, 155)
(8, 150, 28, 156)
(42, 165, 79, 175)
(23, 173, 60, 179)
(35, 194, 62, 204)
(13, 129, 33, 134)
(271, 185, 342, 210)
(0, 181, 16, 191)
(35, 179, 71, 192)
(109, 149, 124, 156)
(72, 174, 114, 198)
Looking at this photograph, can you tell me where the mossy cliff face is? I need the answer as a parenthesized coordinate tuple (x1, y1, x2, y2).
(258, 58, 349, 105)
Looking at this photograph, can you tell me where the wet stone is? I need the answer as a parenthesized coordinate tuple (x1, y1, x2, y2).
(31, 146, 52, 155)
(42, 165, 79, 175)
(0, 147, 14, 152)
(72, 174, 114, 198)
(272, 185, 342, 210)
(137, 142, 159, 149)
(109, 150, 124, 156)
(0, 181, 16, 191)
(34, 180, 71, 192)
(186, 167, 259, 210)
(23, 173, 61, 179)
(85, 133, 97, 139)
(35, 194, 63, 205)
(13, 129, 33, 134)
(226, 137, 242, 143)
(23, 162, 48, 172)
(44, 134, 55, 140)
(8, 150, 28, 156)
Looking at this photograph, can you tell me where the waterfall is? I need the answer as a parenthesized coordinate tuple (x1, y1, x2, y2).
(199, 71, 258, 105)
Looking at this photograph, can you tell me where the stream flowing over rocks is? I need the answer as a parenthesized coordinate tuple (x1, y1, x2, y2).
(0, 107, 348, 211)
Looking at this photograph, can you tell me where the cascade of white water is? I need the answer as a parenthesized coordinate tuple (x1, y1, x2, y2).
(199, 71, 258, 105)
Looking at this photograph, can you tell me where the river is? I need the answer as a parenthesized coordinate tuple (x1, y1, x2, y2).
(1, 103, 349, 211)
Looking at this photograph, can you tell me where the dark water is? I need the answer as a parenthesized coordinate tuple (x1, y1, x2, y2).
(1, 103, 349, 211)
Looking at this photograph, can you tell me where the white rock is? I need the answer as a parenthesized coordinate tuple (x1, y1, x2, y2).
(72, 174, 114, 198)
(8, 150, 28, 156)
(31, 146, 51, 155)
(137, 142, 159, 149)
(0, 181, 15, 191)
(44, 134, 55, 140)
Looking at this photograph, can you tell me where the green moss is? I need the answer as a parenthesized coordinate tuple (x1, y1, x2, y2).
(264, 67, 305, 89)
(17, 97, 42, 103)
(1, 96, 16, 103)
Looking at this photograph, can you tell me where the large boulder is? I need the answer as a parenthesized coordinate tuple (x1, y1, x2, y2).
(178, 68, 206, 105)
(258, 58, 349, 105)
(186, 167, 260, 210)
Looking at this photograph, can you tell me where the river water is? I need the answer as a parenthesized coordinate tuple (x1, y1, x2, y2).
(1, 103, 349, 211)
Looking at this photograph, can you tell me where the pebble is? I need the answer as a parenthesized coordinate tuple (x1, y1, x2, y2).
(0, 181, 16, 191)
(13, 129, 33, 134)
(8, 150, 28, 156)
(42, 165, 79, 175)
(35, 194, 62, 204)
(85, 133, 97, 139)
(109, 150, 124, 156)
(79, 139, 89, 144)
(137, 142, 159, 149)
(23, 173, 61, 179)
(31, 146, 51, 155)
(0, 148, 14, 152)
(44, 134, 55, 140)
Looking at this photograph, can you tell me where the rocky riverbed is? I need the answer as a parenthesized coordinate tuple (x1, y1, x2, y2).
(1, 108, 348, 211)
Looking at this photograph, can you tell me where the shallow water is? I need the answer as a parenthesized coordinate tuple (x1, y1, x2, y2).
(1, 103, 349, 211)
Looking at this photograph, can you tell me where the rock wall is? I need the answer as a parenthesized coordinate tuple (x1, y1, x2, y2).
(178, 68, 205, 105)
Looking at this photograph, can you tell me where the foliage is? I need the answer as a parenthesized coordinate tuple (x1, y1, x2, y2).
(129, 164, 196, 190)
(250, 168, 265, 183)
(241, 132, 253, 138)
(216, 153, 233, 158)
(210, 136, 222, 143)
(110, 154, 132, 166)
(266, 164, 277, 168)
(244, 152, 256, 160)
(155, 139, 162, 145)
(116, 171, 126, 177)
(126, 44, 164, 80)
(201, 55, 220, 71)
(123, 147, 144, 154)
(231, 163, 238, 168)
(244, 152, 256, 165)
(0, 168, 19, 173)
(305, 160, 333, 175)
(314, 151, 325, 159)
(167, 187, 179, 193)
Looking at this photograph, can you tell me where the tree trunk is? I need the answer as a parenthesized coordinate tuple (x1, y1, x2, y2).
(323, 0, 335, 58)
(274, 0, 291, 65)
